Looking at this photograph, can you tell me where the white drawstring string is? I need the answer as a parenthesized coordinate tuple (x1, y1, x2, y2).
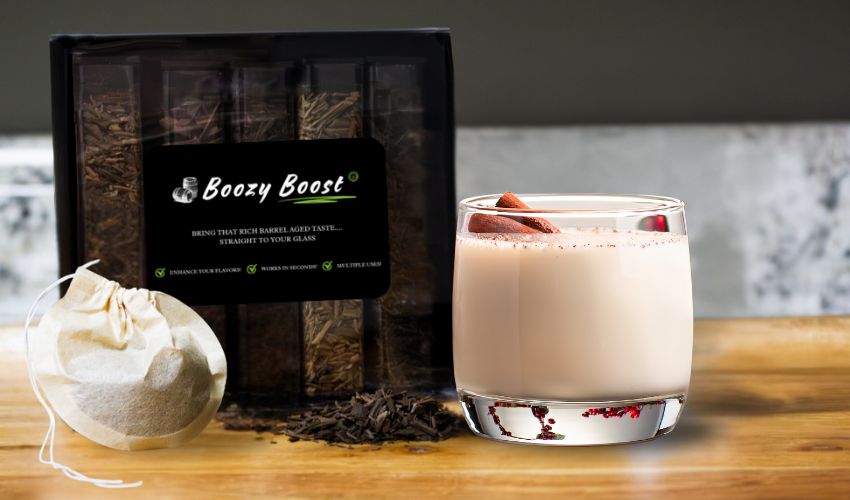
(24, 260, 143, 489)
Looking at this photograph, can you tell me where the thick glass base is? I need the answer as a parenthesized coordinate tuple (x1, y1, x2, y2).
(458, 389, 686, 445)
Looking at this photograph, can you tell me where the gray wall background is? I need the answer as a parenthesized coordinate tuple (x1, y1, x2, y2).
(2, 0, 850, 132)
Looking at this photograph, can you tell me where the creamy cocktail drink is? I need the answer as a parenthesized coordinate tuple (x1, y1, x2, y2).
(453, 193, 693, 445)
(454, 229, 692, 400)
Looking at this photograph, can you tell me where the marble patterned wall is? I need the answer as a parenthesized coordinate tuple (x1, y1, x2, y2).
(0, 136, 58, 322)
(458, 124, 850, 317)
(1, 124, 849, 322)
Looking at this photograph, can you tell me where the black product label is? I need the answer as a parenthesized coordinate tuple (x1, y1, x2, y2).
(143, 139, 390, 304)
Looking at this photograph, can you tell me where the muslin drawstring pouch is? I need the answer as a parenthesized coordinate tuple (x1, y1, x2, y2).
(25, 261, 227, 488)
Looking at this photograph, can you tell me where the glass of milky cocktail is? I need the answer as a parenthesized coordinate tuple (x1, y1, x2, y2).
(453, 193, 692, 445)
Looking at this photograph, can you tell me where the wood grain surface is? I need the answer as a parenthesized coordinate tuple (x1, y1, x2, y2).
(1, 317, 849, 499)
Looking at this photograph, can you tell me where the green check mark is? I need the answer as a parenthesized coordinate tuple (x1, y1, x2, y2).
(154, 267, 166, 278)
(322, 261, 333, 272)
(246, 264, 258, 275)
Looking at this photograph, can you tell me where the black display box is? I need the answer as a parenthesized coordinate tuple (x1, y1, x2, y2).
(50, 29, 455, 404)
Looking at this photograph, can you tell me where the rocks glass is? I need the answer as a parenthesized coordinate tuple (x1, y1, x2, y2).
(453, 194, 693, 445)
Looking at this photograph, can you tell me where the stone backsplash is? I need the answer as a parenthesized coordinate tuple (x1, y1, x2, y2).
(0, 136, 58, 322)
(1, 125, 849, 322)
(457, 124, 850, 317)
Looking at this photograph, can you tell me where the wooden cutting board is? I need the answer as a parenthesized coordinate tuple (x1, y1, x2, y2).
(1, 317, 848, 498)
